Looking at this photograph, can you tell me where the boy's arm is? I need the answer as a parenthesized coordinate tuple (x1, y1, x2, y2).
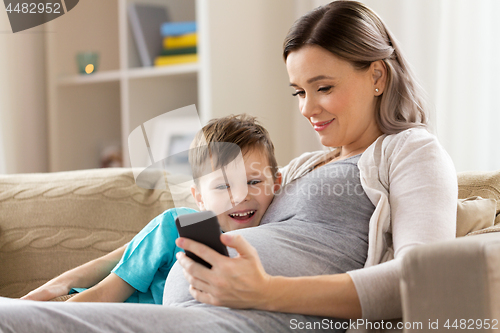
(21, 245, 127, 301)
(67, 273, 135, 303)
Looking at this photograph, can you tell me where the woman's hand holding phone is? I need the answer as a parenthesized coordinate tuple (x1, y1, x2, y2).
(175, 233, 274, 310)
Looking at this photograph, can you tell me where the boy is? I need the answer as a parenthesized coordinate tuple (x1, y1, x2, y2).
(66, 114, 281, 304)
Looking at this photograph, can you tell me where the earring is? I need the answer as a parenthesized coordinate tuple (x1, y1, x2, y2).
(375, 88, 379, 93)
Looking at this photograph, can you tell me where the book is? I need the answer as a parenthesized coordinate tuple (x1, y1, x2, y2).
(154, 54, 198, 67)
(128, 4, 169, 67)
(160, 46, 197, 56)
(163, 33, 197, 49)
(160, 21, 196, 36)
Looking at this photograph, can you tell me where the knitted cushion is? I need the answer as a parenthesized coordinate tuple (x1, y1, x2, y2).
(0, 168, 195, 298)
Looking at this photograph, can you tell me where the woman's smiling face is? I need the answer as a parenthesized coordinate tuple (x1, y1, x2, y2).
(286, 45, 383, 153)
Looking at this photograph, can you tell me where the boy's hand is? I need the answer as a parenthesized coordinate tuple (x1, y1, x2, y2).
(21, 245, 127, 301)
(21, 278, 71, 301)
(175, 234, 274, 310)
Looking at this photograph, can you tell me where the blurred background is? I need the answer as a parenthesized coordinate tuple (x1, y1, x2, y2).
(0, 0, 498, 174)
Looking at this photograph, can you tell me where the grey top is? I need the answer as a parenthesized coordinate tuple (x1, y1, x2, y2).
(162, 155, 375, 332)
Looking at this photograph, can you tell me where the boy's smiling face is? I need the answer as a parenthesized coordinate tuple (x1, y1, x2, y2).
(191, 149, 281, 232)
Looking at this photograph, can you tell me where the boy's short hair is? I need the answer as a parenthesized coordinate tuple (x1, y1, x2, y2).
(189, 114, 278, 187)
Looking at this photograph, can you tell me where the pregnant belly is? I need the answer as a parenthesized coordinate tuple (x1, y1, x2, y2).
(163, 220, 367, 306)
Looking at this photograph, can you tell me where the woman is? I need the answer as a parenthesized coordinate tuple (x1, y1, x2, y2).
(174, 0, 457, 322)
(2, 1, 456, 332)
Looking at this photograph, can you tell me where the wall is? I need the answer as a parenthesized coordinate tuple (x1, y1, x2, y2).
(202, 0, 299, 167)
(0, 7, 48, 173)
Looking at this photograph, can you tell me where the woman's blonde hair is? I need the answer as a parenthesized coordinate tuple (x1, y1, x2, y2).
(283, 0, 428, 134)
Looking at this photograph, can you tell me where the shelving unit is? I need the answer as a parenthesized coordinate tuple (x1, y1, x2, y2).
(45, 0, 299, 172)
(45, 0, 197, 171)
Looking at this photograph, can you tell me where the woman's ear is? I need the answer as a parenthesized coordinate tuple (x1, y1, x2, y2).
(371, 60, 387, 95)
(190, 185, 205, 210)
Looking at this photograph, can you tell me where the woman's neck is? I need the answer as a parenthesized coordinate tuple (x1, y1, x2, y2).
(312, 125, 384, 170)
(336, 127, 384, 161)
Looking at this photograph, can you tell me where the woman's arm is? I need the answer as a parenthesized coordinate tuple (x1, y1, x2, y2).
(349, 129, 457, 319)
(21, 245, 127, 301)
(265, 273, 361, 318)
(176, 235, 362, 319)
(67, 273, 135, 303)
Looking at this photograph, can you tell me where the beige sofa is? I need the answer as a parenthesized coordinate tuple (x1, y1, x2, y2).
(401, 170, 500, 332)
(0, 168, 499, 332)
(0, 168, 197, 298)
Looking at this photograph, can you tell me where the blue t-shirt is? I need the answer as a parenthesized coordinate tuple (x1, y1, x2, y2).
(115, 207, 197, 304)
(72, 207, 197, 304)
(113, 207, 197, 304)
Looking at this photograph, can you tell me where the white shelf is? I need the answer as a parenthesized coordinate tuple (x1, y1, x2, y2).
(57, 63, 199, 87)
(57, 70, 122, 86)
(127, 63, 199, 79)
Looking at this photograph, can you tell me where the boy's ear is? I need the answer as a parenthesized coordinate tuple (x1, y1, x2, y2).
(273, 172, 282, 193)
(190, 185, 205, 210)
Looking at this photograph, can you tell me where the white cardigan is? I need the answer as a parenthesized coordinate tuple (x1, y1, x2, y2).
(279, 128, 458, 321)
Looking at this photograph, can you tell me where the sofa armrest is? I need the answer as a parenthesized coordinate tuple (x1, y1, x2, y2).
(400, 233, 500, 332)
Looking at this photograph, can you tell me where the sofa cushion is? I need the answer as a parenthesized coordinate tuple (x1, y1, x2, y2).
(458, 169, 500, 226)
(0, 168, 196, 298)
(457, 196, 497, 237)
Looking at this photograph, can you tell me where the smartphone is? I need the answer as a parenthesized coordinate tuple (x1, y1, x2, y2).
(175, 210, 229, 268)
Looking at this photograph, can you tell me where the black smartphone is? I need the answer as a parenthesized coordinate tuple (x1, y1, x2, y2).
(175, 211, 229, 269)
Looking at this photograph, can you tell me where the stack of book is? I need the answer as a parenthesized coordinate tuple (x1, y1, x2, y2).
(155, 21, 197, 67)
